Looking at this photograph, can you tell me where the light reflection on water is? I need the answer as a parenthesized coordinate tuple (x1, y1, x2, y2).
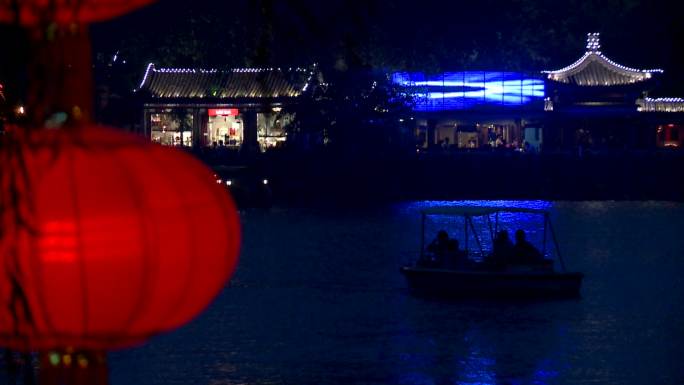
(109, 201, 684, 385)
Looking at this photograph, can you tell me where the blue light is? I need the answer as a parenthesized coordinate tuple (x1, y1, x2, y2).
(392, 72, 545, 111)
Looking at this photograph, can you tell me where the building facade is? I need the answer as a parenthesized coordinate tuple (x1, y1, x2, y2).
(138, 34, 684, 152)
(392, 71, 546, 150)
(394, 33, 684, 151)
(138, 64, 318, 151)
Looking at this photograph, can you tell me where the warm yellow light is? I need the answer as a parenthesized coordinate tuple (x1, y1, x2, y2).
(77, 354, 89, 368)
(16, 105, 25, 115)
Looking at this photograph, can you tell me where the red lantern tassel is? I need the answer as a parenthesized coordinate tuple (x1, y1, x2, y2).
(39, 350, 108, 385)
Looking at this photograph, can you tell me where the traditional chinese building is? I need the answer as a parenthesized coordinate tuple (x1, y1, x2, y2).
(137, 63, 318, 150)
(394, 33, 684, 150)
(541, 33, 676, 149)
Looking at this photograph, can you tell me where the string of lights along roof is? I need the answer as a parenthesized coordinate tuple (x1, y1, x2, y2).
(138, 63, 316, 99)
(542, 33, 663, 86)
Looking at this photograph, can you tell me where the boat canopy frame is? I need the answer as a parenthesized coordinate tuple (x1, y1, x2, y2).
(419, 206, 567, 272)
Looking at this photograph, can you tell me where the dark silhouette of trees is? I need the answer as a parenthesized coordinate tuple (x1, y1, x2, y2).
(286, 68, 414, 153)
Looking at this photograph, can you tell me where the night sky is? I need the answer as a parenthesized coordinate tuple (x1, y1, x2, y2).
(85, 0, 684, 93)
(0, 0, 683, 94)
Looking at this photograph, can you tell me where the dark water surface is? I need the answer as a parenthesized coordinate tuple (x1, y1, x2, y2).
(110, 201, 684, 385)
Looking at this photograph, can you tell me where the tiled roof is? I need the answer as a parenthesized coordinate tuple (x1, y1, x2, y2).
(138, 63, 315, 100)
(542, 34, 662, 87)
(637, 98, 684, 113)
(543, 52, 661, 86)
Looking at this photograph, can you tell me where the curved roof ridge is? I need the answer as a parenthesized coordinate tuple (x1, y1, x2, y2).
(137, 62, 315, 99)
(543, 52, 662, 77)
(541, 33, 663, 86)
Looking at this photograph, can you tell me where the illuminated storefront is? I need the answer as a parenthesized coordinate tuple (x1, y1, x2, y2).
(149, 110, 193, 146)
(656, 124, 683, 148)
(207, 108, 242, 147)
(393, 71, 545, 149)
(139, 63, 317, 150)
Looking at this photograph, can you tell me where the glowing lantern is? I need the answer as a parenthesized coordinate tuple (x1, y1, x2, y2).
(0, 1, 233, 383)
(0, 0, 156, 126)
(0, 126, 241, 352)
(0, 0, 155, 25)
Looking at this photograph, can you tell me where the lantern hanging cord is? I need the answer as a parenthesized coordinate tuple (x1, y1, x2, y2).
(7, 0, 94, 128)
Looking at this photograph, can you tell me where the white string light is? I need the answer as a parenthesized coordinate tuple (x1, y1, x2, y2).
(138, 63, 316, 97)
(637, 97, 684, 112)
(644, 97, 684, 102)
(586, 33, 601, 51)
(138, 62, 155, 89)
(543, 33, 664, 85)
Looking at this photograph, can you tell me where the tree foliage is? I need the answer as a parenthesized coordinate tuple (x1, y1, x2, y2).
(286, 69, 414, 152)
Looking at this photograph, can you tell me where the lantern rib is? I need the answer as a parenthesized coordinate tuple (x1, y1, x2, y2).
(17, 144, 45, 335)
(109, 151, 157, 337)
(67, 148, 91, 336)
(5, 136, 54, 342)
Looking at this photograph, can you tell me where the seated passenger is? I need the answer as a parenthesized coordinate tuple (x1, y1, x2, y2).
(511, 229, 544, 265)
(445, 239, 469, 269)
(493, 230, 514, 258)
(486, 230, 513, 270)
(423, 230, 450, 267)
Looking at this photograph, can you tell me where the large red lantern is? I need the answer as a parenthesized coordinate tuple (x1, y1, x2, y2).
(0, 126, 241, 352)
(0, 1, 240, 384)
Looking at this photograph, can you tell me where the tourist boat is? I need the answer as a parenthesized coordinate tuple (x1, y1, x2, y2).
(400, 206, 584, 298)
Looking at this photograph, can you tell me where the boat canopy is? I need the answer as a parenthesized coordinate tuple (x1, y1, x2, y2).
(421, 206, 549, 216)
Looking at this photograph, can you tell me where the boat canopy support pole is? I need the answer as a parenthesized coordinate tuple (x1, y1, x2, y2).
(543, 213, 548, 257)
(464, 214, 468, 253)
(486, 214, 495, 244)
(548, 216, 566, 272)
(467, 215, 484, 257)
(420, 213, 425, 262)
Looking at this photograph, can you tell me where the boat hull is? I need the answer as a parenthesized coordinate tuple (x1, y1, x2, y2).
(400, 266, 583, 299)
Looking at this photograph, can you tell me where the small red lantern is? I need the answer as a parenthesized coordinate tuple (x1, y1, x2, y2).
(0, 0, 155, 25)
(0, 126, 241, 378)
(0, 0, 155, 126)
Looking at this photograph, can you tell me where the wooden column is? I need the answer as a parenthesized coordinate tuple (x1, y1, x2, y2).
(241, 110, 259, 152)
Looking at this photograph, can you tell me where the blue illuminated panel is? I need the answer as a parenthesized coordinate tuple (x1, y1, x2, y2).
(392, 71, 545, 111)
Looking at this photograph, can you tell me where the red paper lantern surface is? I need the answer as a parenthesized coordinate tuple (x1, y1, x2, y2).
(0, 0, 156, 25)
(0, 126, 240, 351)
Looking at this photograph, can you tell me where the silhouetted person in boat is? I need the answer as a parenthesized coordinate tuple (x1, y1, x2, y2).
(445, 238, 468, 269)
(422, 230, 450, 267)
(487, 230, 514, 270)
(511, 229, 544, 265)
